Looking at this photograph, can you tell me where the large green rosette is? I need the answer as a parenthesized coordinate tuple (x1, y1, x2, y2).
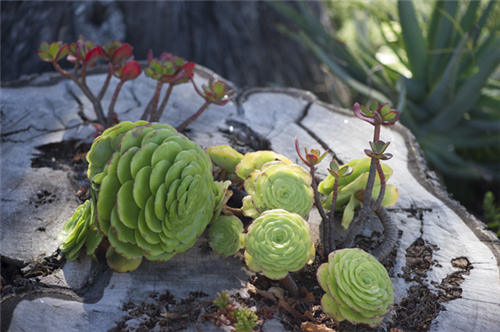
(317, 248, 394, 327)
(59, 121, 227, 271)
(241, 161, 313, 219)
(244, 209, 315, 280)
(208, 215, 244, 257)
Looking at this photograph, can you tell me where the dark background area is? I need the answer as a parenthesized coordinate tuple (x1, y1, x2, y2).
(1, 1, 334, 100)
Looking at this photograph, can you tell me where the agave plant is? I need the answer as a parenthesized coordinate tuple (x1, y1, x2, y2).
(59, 121, 229, 272)
(208, 215, 244, 257)
(244, 209, 315, 280)
(271, 0, 500, 183)
(318, 157, 398, 229)
(317, 248, 394, 327)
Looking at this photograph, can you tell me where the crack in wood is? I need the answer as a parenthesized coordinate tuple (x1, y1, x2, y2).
(127, 86, 141, 108)
(1, 123, 83, 143)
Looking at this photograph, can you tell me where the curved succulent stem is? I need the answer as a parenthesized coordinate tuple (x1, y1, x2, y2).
(280, 274, 299, 298)
(372, 206, 398, 260)
(373, 160, 386, 210)
(340, 204, 397, 261)
(98, 64, 113, 101)
(106, 80, 124, 127)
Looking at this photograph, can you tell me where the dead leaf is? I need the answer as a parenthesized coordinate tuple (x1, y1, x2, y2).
(301, 321, 335, 332)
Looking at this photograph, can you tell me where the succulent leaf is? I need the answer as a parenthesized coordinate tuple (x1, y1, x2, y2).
(59, 200, 97, 261)
(242, 161, 313, 218)
(244, 209, 315, 280)
(235, 150, 292, 180)
(206, 145, 244, 173)
(208, 215, 244, 257)
(106, 246, 143, 273)
(317, 248, 394, 327)
(318, 158, 393, 196)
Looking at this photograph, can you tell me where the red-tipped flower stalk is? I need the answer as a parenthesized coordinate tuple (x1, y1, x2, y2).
(38, 37, 140, 128)
(326, 160, 353, 253)
(106, 60, 142, 127)
(177, 78, 233, 131)
(142, 51, 195, 122)
(353, 102, 400, 219)
(295, 137, 333, 255)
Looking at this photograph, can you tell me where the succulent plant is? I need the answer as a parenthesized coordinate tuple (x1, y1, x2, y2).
(208, 215, 244, 257)
(317, 248, 394, 327)
(59, 200, 103, 261)
(235, 150, 292, 180)
(241, 161, 314, 219)
(60, 121, 229, 271)
(206, 145, 244, 173)
(244, 209, 315, 280)
(318, 158, 398, 228)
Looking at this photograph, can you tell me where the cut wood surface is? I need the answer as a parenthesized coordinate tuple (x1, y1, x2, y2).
(1, 66, 499, 331)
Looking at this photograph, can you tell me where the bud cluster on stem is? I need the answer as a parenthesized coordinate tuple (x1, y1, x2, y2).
(38, 37, 233, 132)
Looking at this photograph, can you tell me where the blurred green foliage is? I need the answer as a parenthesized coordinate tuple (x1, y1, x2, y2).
(483, 191, 500, 236)
(271, 0, 500, 234)
(271, 0, 500, 181)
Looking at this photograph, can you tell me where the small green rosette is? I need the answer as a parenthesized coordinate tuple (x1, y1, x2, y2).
(60, 121, 228, 271)
(244, 209, 315, 280)
(59, 199, 103, 260)
(241, 161, 313, 219)
(317, 248, 394, 327)
(208, 215, 244, 257)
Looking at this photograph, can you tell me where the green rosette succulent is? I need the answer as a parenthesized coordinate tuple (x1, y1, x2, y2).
(241, 161, 313, 219)
(208, 215, 244, 257)
(317, 248, 394, 327)
(60, 121, 228, 271)
(235, 150, 292, 180)
(244, 209, 315, 280)
(318, 158, 398, 229)
(59, 199, 103, 261)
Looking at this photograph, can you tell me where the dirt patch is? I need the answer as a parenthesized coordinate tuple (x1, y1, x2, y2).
(1, 250, 65, 297)
(389, 238, 473, 332)
(31, 139, 91, 194)
(109, 291, 210, 332)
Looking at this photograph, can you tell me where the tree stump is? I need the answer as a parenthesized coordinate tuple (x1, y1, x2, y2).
(1, 66, 499, 331)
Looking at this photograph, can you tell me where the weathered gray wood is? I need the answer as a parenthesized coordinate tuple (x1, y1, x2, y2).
(1, 67, 499, 331)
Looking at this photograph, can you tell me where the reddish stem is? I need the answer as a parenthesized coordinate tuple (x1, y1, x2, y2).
(280, 274, 299, 298)
(141, 81, 163, 120)
(373, 160, 386, 209)
(326, 177, 339, 253)
(153, 83, 174, 122)
(98, 64, 113, 101)
(53, 61, 105, 125)
(309, 166, 328, 256)
(81, 63, 87, 85)
(176, 100, 211, 132)
(107, 80, 125, 127)
(373, 123, 381, 142)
